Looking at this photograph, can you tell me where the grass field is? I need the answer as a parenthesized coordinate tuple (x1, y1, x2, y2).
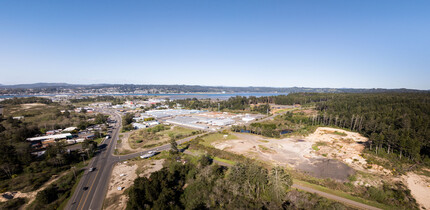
(129, 125, 197, 149)
(198, 133, 238, 147)
(213, 157, 236, 165)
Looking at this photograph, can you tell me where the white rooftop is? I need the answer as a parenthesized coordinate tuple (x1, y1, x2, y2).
(27, 133, 73, 141)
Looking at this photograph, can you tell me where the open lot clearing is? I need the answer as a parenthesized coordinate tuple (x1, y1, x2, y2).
(128, 125, 197, 149)
(402, 172, 430, 209)
(211, 127, 430, 209)
(104, 159, 164, 210)
(212, 128, 360, 182)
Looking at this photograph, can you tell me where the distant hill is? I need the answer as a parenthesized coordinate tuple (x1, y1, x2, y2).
(0, 83, 427, 95)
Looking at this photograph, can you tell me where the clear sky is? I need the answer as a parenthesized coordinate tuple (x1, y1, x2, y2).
(0, 0, 429, 89)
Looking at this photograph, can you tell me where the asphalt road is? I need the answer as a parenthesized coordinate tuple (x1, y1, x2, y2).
(66, 109, 122, 210)
(66, 109, 206, 210)
(67, 108, 380, 210)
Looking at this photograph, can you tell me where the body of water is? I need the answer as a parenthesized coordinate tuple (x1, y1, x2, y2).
(0, 92, 288, 100)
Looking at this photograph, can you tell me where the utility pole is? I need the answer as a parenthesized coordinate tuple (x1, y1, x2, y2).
(81, 154, 86, 165)
(71, 166, 77, 180)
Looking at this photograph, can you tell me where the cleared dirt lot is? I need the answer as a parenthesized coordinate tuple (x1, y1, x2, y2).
(402, 172, 430, 209)
(104, 159, 164, 210)
(212, 128, 360, 181)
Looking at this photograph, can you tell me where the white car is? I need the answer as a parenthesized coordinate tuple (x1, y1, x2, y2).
(140, 151, 156, 159)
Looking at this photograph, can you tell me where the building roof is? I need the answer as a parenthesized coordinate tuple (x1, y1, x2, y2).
(27, 133, 73, 141)
(63, 127, 77, 132)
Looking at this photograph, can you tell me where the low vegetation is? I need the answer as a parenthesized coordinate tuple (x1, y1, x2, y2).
(27, 168, 84, 210)
(126, 154, 348, 209)
(197, 132, 237, 147)
(129, 125, 199, 149)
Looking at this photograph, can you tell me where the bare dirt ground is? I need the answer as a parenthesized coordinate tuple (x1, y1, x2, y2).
(307, 127, 391, 175)
(213, 127, 430, 207)
(21, 103, 46, 109)
(0, 170, 69, 208)
(212, 128, 356, 181)
(116, 130, 141, 154)
(104, 159, 164, 210)
(402, 172, 430, 210)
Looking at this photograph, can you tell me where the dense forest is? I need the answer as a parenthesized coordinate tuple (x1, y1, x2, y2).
(309, 93, 430, 163)
(127, 155, 348, 209)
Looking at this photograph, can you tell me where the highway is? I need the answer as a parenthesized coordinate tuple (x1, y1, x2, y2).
(66, 108, 381, 210)
(66, 109, 206, 210)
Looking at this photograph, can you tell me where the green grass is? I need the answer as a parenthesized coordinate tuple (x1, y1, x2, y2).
(199, 133, 238, 147)
(160, 126, 196, 137)
(213, 157, 236, 165)
(293, 179, 391, 210)
(93, 137, 104, 145)
(258, 145, 269, 151)
(312, 145, 320, 151)
(312, 141, 328, 151)
(333, 131, 348, 136)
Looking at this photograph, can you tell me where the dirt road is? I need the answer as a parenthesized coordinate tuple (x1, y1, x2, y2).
(292, 184, 381, 210)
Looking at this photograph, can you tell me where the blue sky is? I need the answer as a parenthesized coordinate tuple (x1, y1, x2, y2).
(0, 0, 429, 89)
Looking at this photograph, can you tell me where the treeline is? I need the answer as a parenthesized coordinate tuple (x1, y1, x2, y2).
(171, 96, 270, 114)
(127, 155, 347, 209)
(70, 96, 126, 105)
(306, 93, 430, 162)
(0, 97, 54, 105)
(232, 123, 287, 138)
(226, 92, 430, 163)
(172, 93, 337, 113)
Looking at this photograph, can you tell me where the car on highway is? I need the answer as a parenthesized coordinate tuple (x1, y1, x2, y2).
(83, 186, 88, 191)
(89, 167, 96, 172)
(140, 151, 157, 159)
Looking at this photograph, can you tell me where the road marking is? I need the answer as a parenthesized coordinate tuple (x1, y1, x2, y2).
(77, 162, 101, 210)
(78, 112, 119, 209)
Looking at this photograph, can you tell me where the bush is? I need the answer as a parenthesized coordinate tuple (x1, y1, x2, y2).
(0, 198, 26, 210)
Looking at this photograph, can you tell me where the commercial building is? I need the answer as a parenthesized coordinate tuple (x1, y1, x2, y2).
(132, 123, 147, 129)
(146, 109, 203, 119)
(27, 133, 73, 142)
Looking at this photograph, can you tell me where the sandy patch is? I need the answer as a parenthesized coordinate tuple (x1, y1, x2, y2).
(104, 159, 164, 210)
(403, 172, 430, 209)
(212, 131, 354, 181)
(21, 103, 46, 109)
(116, 131, 141, 154)
(306, 127, 392, 176)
